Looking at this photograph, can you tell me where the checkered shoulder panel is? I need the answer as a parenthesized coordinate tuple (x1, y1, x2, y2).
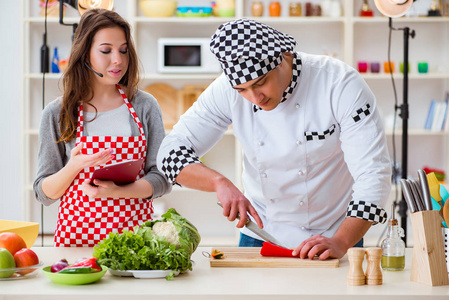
(351, 103, 371, 122)
(346, 200, 387, 225)
(160, 146, 202, 184)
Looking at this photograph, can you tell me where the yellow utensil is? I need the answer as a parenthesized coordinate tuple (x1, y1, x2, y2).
(426, 172, 442, 202)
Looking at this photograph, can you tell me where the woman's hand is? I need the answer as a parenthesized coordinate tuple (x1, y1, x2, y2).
(81, 179, 119, 199)
(41, 143, 114, 200)
(67, 143, 114, 172)
(81, 178, 154, 200)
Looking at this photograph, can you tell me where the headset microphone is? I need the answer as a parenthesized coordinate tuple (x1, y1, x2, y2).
(84, 62, 104, 78)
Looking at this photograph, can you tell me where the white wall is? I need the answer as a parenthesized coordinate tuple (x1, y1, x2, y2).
(0, 1, 23, 220)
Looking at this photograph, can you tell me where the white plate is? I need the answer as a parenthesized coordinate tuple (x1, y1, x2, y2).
(109, 269, 180, 279)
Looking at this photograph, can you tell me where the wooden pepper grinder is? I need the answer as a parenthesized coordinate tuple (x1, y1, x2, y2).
(365, 247, 383, 285)
(347, 247, 366, 286)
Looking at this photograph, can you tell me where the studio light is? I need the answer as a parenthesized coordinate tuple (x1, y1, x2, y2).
(374, 0, 413, 17)
(58, 0, 114, 34)
(373, 0, 416, 245)
(38, 0, 114, 245)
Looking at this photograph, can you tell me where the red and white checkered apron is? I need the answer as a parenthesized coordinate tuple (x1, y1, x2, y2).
(54, 85, 153, 247)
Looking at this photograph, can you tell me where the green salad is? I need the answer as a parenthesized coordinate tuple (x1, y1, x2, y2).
(93, 208, 201, 280)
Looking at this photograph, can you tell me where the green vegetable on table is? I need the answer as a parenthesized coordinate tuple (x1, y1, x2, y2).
(93, 208, 201, 280)
(58, 266, 97, 274)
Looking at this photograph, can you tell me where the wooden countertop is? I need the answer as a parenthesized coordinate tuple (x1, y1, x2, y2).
(1, 247, 448, 300)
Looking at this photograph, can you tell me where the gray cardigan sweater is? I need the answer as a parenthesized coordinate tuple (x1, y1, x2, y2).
(33, 89, 171, 206)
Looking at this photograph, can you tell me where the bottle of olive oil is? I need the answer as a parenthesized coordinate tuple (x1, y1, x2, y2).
(381, 205, 405, 271)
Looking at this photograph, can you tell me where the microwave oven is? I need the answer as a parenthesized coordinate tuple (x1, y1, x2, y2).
(158, 38, 222, 74)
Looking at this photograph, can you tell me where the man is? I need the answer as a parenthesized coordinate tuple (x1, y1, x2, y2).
(157, 19, 391, 260)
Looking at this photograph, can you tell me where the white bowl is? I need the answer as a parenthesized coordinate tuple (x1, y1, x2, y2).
(140, 0, 177, 17)
(0, 262, 43, 281)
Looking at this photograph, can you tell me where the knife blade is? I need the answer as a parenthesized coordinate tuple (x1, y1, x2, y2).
(244, 219, 289, 249)
(217, 202, 289, 249)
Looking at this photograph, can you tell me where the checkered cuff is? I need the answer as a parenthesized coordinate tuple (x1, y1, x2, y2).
(160, 146, 202, 184)
(346, 200, 387, 225)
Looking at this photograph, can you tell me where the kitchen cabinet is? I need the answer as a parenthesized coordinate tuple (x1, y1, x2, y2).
(22, 0, 449, 246)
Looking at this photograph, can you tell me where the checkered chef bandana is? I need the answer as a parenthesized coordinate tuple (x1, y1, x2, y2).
(210, 19, 297, 86)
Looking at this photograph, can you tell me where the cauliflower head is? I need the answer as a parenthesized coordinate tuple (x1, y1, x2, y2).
(152, 221, 179, 246)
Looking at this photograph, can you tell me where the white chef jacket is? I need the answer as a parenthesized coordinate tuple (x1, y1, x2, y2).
(157, 52, 392, 248)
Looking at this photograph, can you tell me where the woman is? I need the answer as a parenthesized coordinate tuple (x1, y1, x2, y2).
(34, 8, 171, 247)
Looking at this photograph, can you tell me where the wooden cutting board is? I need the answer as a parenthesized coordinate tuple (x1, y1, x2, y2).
(209, 247, 339, 268)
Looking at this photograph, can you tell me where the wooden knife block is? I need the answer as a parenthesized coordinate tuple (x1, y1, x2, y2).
(410, 210, 449, 286)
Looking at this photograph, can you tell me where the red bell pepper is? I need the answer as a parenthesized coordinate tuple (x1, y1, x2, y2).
(260, 242, 295, 257)
(59, 257, 102, 273)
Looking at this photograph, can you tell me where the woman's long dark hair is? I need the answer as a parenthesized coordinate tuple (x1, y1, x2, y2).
(58, 8, 140, 143)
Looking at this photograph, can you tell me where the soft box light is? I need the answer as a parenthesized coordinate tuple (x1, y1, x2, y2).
(374, 0, 413, 17)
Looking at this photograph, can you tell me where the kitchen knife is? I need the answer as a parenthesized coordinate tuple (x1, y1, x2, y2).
(217, 202, 289, 249)
(408, 179, 425, 212)
(400, 179, 417, 213)
(417, 169, 433, 211)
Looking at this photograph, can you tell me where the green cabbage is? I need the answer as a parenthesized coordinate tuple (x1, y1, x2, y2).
(145, 208, 201, 256)
(92, 208, 201, 280)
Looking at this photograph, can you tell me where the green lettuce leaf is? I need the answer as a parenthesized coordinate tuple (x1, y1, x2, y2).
(92, 208, 200, 280)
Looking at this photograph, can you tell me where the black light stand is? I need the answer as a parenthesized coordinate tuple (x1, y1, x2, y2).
(39, 0, 79, 246)
(58, 0, 79, 40)
(389, 18, 415, 246)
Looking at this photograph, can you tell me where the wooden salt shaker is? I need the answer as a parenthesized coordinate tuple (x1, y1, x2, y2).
(347, 247, 366, 285)
(365, 247, 383, 285)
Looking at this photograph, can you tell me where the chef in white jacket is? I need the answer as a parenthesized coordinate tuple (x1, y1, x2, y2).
(157, 19, 391, 260)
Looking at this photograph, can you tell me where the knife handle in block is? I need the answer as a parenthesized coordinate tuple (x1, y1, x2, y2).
(400, 179, 417, 213)
(410, 179, 425, 211)
(418, 169, 433, 211)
